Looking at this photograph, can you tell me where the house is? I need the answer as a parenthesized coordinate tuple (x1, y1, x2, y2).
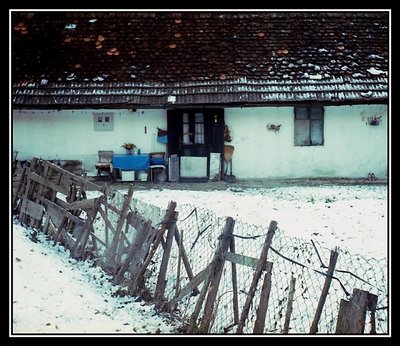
(12, 11, 389, 180)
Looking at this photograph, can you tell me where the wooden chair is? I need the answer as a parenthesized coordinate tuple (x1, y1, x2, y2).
(148, 152, 167, 182)
(95, 150, 114, 180)
(223, 145, 234, 176)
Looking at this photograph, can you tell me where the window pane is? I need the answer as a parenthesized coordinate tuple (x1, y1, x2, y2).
(195, 113, 204, 123)
(183, 124, 190, 143)
(310, 107, 323, 119)
(295, 107, 309, 119)
(294, 119, 310, 146)
(195, 123, 205, 144)
(310, 120, 323, 145)
(183, 113, 189, 123)
(97, 117, 102, 122)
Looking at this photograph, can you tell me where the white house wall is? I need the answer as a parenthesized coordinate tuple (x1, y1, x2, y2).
(12, 109, 167, 175)
(13, 104, 387, 179)
(224, 104, 388, 179)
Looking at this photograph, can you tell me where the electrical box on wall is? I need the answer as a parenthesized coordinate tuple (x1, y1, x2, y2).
(93, 112, 114, 131)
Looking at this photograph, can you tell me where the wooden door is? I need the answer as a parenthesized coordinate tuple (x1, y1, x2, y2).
(167, 109, 224, 179)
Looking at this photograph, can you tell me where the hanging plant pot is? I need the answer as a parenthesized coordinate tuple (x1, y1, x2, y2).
(366, 116, 382, 126)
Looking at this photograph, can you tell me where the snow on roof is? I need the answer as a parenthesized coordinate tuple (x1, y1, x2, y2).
(12, 11, 388, 106)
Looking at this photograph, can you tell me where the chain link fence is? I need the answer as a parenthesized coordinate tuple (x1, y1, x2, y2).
(83, 188, 388, 335)
(135, 201, 388, 334)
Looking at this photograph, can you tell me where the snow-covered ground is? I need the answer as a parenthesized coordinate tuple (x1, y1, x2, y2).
(131, 185, 388, 260)
(11, 222, 176, 334)
(11, 184, 389, 335)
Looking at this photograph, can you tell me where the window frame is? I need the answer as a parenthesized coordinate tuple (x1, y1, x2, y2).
(294, 106, 324, 146)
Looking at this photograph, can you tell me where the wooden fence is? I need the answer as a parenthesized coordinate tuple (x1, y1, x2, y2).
(12, 158, 382, 334)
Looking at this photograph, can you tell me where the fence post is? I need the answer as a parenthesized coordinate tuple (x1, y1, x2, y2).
(230, 236, 240, 325)
(198, 217, 236, 333)
(253, 265, 273, 334)
(174, 227, 199, 296)
(236, 220, 278, 334)
(104, 184, 134, 270)
(309, 248, 339, 334)
(335, 288, 378, 334)
(283, 275, 296, 334)
(72, 196, 103, 259)
(155, 211, 179, 302)
(129, 201, 177, 296)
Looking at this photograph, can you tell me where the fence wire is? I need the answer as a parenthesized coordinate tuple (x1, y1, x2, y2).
(77, 187, 388, 335)
(15, 161, 388, 335)
(138, 202, 388, 335)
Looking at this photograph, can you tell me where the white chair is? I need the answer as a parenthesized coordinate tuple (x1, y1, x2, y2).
(95, 150, 114, 180)
(148, 152, 167, 182)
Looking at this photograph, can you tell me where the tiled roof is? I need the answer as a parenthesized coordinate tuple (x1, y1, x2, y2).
(12, 11, 389, 107)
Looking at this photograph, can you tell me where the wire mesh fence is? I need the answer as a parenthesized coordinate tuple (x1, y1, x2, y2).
(13, 159, 388, 334)
(134, 201, 388, 334)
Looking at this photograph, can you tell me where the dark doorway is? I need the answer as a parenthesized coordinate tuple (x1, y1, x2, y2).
(167, 109, 224, 180)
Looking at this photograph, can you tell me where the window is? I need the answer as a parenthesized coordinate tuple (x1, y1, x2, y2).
(294, 106, 324, 146)
(93, 112, 114, 131)
(182, 112, 205, 144)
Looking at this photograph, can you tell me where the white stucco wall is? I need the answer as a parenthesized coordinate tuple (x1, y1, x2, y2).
(12, 104, 388, 179)
(12, 109, 167, 175)
(224, 104, 388, 179)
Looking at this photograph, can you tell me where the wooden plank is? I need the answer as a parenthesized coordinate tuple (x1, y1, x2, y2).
(44, 159, 104, 192)
(199, 217, 236, 333)
(174, 229, 183, 299)
(67, 198, 96, 211)
(169, 266, 210, 309)
(253, 268, 273, 334)
(20, 199, 44, 220)
(73, 196, 103, 259)
(58, 228, 76, 249)
(309, 249, 339, 334)
(155, 211, 178, 301)
(19, 159, 38, 225)
(113, 221, 152, 285)
(128, 223, 158, 279)
(335, 288, 371, 334)
(115, 220, 130, 265)
(41, 197, 85, 226)
(187, 268, 213, 333)
(283, 276, 296, 334)
(236, 220, 278, 334)
(230, 236, 239, 326)
(98, 206, 116, 234)
(28, 171, 70, 195)
(129, 201, 177, 296)
(105, 185, 134, 269)
(90, 232, 107, 247)
(13, 164, 29, 210)
(368, 293, 378, 334)
(174, 227, 199, 295)
(224, 252, 273, 272)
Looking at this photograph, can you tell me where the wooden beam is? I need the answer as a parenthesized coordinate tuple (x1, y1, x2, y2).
(236, 220, 278, 334)
(66, 198, 96, 211)
(41, 197, 85, 226)
(199, 217, 236, 333)
(253, 268, 273, 334)
(28, 171, 70, 195)
(20, 199, 44, 221)
(155, 211, 178, 301)
(283, 276, 296, 334)
(310, 249, 339, 334)
(224, 252, 273, 272)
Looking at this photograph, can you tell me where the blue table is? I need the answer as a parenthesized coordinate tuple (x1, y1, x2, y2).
(112, 154, 150, 171)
